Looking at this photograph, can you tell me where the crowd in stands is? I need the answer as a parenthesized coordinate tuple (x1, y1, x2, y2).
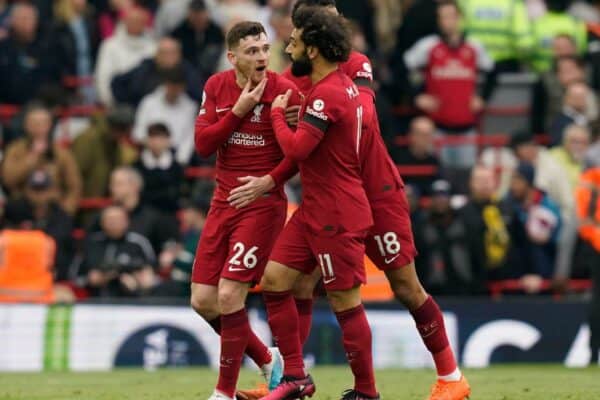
(0, 0, 599, 302)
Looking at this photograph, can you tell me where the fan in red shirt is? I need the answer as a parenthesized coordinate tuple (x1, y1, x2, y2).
(233, 2, 471, 400)
(190, 21, 301, 400)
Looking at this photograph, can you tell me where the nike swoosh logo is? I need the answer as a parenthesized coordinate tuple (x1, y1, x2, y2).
(323, 277, 336, 284)
(228, 265, 246, 272)
(216, 107, 231, 113)
(384, 254, 400, 264)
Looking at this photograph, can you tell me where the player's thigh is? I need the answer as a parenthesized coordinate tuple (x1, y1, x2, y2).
(365, 193, 417, 271)
(268, 210, 318, 282)
(309, 229, 368, 292)
(191, 207, 230, 286)
(220, 201, 287, 284)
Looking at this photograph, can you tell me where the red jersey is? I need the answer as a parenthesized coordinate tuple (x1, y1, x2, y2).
(282, 51, 403, 200)
(194, 70, 301, 204)
(404, 35, 493, 127)
(271, 70, 372, 234)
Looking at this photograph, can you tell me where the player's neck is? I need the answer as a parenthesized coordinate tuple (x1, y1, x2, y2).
(234, 70, 257, 89)
(310, 60, 338, 84)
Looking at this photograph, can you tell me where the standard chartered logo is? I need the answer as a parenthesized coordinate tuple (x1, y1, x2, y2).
(228, 131, 266, 147)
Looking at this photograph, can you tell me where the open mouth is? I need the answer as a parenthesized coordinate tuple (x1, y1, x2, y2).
(256, 66, 266, 72)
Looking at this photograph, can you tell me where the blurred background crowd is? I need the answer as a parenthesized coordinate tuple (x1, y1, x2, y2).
(0, 0, 599, 303)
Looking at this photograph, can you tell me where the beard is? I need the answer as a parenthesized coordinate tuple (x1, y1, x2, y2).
(290, 51, 312, 77)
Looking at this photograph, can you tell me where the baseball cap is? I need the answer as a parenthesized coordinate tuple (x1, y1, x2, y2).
(27, 170, 52, 191)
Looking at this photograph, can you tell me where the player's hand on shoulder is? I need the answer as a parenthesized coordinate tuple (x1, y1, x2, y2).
(232, 77, 268, 118)
(227, 175, 275, 209)
(272, 89, 292, 111)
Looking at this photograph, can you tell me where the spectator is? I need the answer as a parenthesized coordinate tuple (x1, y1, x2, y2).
(170, 0, 224, 76)
(404, 0, 493, 172)
(153, 0, 191, 38)
(550, 124, 591, 189)
(0, 0, 12, 40)
(97, 0, 134, 39)
(505, 162, 561, 286)
(2, 104, 82, 215)
(3, 169, 74, 281)
(510, 132, 573, 216)
(416, 179, 477, 295)
(106, 166, 180, 256)
(587, 129, 600, 167)
(391, 116, 440, 196)
(0, 3, 58, 104)
(531, 0, 587, 73)
(51, 0, 98, 103)
(111, 36, 203, 106)
(267, 8, 293, 73)
(459, 165, 511, 287)
(71, 105, 139, 197)
(133, 123, 184, 214)
(94, 5, 156, 105)
(132, 66, 198, 165)
(549, 82, 595, 146)
(79, 205, 157, 297)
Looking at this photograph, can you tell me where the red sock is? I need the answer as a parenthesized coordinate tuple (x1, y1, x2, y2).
(216, 309, 250, 397)
(335, 305, 378, 398)
(295, 298, 314, 346)
(410, 296, 457, 376)
(207, 317, 271, 367)
(263, 291, 305, 378)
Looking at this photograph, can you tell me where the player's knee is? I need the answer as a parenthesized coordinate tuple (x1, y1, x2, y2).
(292, 275, 317, 298)
(190, 291, 219, 320)
(391, 278, 427, 310)
(217, 286, 245, 314)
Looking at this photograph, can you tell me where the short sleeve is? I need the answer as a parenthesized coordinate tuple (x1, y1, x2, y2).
(344, 52, 374, 87)
(404, 35, 439, 69)
(301, 85, 340, 133)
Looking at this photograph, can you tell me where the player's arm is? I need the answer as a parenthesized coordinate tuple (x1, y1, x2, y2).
(271, 90, 328, 161)
(194, 78, 267, 157)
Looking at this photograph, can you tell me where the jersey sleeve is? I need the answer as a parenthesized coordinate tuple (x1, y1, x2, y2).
(344, 53, 375, 97)
(194, 76, 242, 157)
(404, 35, 438, 69)
(468, 38, 494, 72)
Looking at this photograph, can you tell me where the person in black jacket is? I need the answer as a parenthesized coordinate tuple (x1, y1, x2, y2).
(80, 205, 158, 297)
(0, 3, 58, 104)
(133, 122, 183, 214)
(110, 36, 203, 107)
(170, 0, 223, 77)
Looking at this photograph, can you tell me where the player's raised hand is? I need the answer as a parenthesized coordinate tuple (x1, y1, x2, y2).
(272, 89, 292, 111)
(285, 104, 301, 126)
(227, 175, 275, 209)
(232, 77, 268, 118)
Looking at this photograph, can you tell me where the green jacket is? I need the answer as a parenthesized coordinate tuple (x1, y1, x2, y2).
(460, 0, 534, 62)
(71, 115, 139, 197)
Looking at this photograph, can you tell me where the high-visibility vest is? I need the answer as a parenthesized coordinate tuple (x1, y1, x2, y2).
(0, 230, 56, 303)
(460, 0, 533, 62)
(531, 12, 587, 72)
(575, 168, 600, 252)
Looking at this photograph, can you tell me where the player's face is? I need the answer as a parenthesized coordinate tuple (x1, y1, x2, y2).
(286, 28, 312, 77)
(229, 33, 270, 84)
(437, 4, 460, 36)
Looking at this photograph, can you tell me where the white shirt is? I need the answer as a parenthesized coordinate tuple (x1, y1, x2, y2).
(133, 86, 199, 165)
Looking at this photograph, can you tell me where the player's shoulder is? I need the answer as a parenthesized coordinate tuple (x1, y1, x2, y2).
(268, 70, 299, 93)
(342, 51, 373, 77)
(309, 71, 356, 102)
(204, 69, 235, 93)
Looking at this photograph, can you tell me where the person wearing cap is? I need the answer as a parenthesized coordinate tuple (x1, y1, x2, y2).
(418, 179, 477, 295)
(3, 169, 74, 281)
(133, 122, 184, 214)
(505, 162, 561, 288)
(1, 103, 82, 215)
(171, 0, 224, 76)
(71, 104, 139, 198)
(133, 66, 198, 165)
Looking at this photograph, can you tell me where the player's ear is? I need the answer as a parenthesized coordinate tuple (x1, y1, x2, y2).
(307, 45, 318, 60)
(226, 50, 237, 67)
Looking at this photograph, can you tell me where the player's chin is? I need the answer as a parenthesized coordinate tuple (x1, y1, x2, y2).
(252, 67, 267, 82)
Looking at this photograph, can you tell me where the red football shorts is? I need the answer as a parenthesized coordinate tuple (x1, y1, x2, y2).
(269, 209, 368, 291)
(191, 196, 287, 286)
(365, 189, 418, 271)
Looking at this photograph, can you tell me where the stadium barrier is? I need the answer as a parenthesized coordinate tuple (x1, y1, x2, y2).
(0, 299, 594, 372)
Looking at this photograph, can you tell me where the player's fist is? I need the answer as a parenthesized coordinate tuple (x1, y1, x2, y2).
(233, 77, 268, 118)
(272, 89, 292, 111)
(470, 95, 485, 113)
(285, 104, 301, 126)
(415, 94, 439, 113)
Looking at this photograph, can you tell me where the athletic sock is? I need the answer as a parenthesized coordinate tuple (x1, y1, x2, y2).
(216, 309, 250, 397)
(410, 296, 459, 379)
(335, 305, 378, 398)
(263, 290, 305, 378)
(207, 316, 271, 367)
(295, 297, 314, 346)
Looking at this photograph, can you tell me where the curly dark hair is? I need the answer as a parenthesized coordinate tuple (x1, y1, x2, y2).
(292, 7, 351, 64)
(291, 0, 336, 18)
(226, 21, 266, 50)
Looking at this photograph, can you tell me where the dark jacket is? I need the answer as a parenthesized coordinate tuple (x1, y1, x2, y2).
(50, 16, 99, 78)
(111, 58, 204, 107)
(134, 149, 184, 214)
(171, 19, 224, 76)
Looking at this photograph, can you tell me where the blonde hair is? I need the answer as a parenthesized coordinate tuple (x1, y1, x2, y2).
(54, 0, 76, 23)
